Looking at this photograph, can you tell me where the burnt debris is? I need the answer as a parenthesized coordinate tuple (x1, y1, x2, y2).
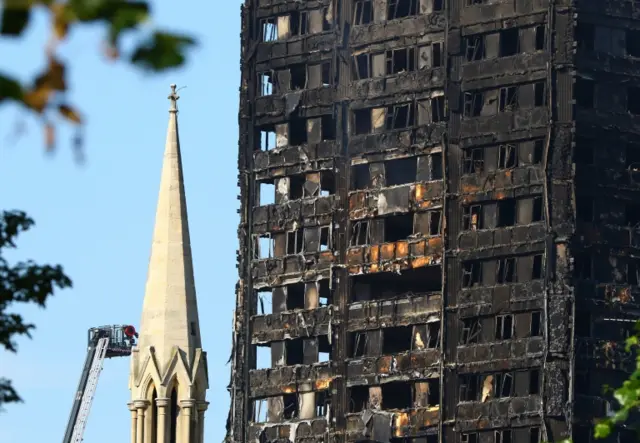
(228, 1, 640, 443)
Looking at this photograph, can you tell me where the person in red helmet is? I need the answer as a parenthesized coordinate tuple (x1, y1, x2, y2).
(123, 325, 139, 346)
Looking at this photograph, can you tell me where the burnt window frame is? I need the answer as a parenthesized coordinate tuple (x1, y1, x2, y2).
(463, 91, 484, 117)
(460, 317, 482, 344)
(495, 314, 514, 340)
(350, 220, 370, 246)
(463, 147, 484, 174)
(465, 34, 486, 62)
(462, 204, 482, 231)
(353, 0, 373, 26)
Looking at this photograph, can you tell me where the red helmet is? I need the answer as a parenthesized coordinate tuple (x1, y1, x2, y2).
(124, 325, 137, 337)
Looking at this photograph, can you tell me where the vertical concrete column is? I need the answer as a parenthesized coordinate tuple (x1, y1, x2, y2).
(134, 400, 149, 443)
(128, 402, 138, 443)
(155, 397, 170, 443)
(299, 282, 319, 419)
(180, 400, 195, 443)
(196, 401, 209, 443)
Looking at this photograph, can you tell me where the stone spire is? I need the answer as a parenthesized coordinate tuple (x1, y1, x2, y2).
(136, 84, 201, 367)
(129, 85, 209, 443)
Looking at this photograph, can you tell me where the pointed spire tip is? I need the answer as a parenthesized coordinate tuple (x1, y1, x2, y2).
(168, 84, 179, 113)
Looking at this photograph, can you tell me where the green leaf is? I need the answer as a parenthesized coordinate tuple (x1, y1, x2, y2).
(130, 31, 196, 72)
(626, 334, 638, 352)
(594, 422, 612, 439)
(67, 0, 108, 22)
(0, 74, 24, 104)
(103, 1, 150, 45)
(0, 4, 30, 36)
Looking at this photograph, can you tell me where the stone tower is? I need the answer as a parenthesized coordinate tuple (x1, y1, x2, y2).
(129, 85, 208, 443)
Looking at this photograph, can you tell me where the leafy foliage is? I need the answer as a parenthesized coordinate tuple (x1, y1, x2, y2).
(0, 211, 72, 409)
(0, 0, 197, 151)
(590, 329, 640, 439)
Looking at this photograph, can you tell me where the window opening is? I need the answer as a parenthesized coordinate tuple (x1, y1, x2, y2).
(459, 374, 480, 401)
(353, 0, 373, 25)
(499, 28, 520, 57)
(494, 372, 514, 397)
(530, 311, 542, 336)
(628, 30, 640, 57)
(351, 220, 370, 246)
(283, 393, 300, 419)
(384, 214, 414, 242)
(256, 235, 274, 259)
(386, 103, 414, 130)
(535, 25, 545, 50)
(532, 196, 544, 222)
(383, 326, 413, 354)
(320, 226, 332, 251)
(289, 117, 308, 146)
(496, 258, 516, 284)
(530, 428, 541, 443)
(287, 230, 304, 254)
(495, 429, 512, 443)
(321, 62, 331, 86)
(386, 157, 417, 186)
(387, 47, 416, 75)
(352, 163, 370, 190)
(388, 0, 418, 20)
(259, 182, 275, 206)
(495, 314, 513, 339)
(463, 148, 484, 174)
(432, 42, 443, 67)
(499, 86, 518, 112)
(465, 35, 485, 62)
(532, 254, 543, 279)
(534, 139, 544, 164)
(534, 82, 545, 107)
(349, 386, 369, 412)
(576, 22, 595, 51)
(431, 96, 445, 122)
(429, 211, 442, 236)
(462, 433, 479, 443)
(464, 91, 483, 117)
(290, 11, 308, 36)
(352, 332, 367, 357)
(498, 144, 517, 169)
(321, 115, 336, 141)
(354, 109, 372, 134)
(462, 261, 481, 287)
(529, 369, 540, 394)
(259, 128, 276, 151)
(575, 77, 595, 108)
(463, 205, 482, 230)
(461, 317, 481, 344)
(290, 64, 307, 90)
(258, 72, 275, 96)
(261, 18, 278, 42)
(353, 53, 371, 80)
(497, 199, 517, 227)
(256, 345, 271, 369)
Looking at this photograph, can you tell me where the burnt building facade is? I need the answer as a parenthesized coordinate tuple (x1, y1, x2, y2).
(227, 1, 640, 443)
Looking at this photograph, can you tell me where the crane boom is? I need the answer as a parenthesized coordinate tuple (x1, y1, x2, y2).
(62, 325, 138, 443)
(70, 336, 109, 443)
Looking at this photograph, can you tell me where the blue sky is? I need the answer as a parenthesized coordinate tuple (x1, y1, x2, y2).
(0, 2, 241, 441)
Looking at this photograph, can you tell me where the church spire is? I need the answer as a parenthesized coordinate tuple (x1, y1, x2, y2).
(137, 84, 201, 367)
(129, 85, 209, 443)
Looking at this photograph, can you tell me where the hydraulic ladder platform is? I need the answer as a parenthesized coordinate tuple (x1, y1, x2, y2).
(62, 325, 138, 443)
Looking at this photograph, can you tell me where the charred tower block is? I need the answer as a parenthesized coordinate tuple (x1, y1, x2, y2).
(129, 85, 209, 443)
(229, 1, 640, 443)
